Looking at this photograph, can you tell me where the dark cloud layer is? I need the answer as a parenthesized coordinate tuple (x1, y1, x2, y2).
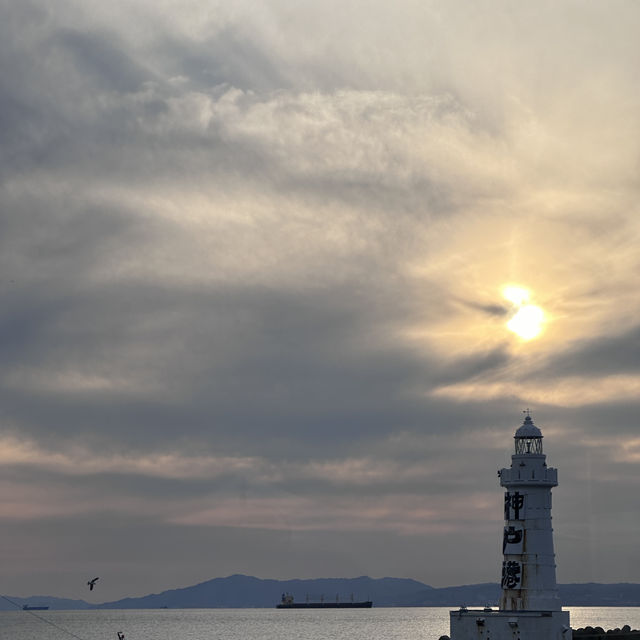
(529, 325, 640, 379)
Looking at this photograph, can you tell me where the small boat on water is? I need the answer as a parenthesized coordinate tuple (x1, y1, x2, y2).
(23, 605, 49, 611)
(276, 593, 372, 609)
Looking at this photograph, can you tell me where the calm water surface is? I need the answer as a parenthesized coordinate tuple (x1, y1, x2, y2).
(2, 607, 639, 640)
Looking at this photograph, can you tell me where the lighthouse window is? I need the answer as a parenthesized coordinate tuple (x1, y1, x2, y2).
(515, 437, 543, 454)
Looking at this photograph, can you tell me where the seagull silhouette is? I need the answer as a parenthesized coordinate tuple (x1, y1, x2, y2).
(87, 577, 99, 591)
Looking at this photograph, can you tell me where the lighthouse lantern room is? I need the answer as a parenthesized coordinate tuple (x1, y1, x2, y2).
(448, 413, 571, 640)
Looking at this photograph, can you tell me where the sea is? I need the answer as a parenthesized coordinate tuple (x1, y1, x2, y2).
(1, 606, 639, 640)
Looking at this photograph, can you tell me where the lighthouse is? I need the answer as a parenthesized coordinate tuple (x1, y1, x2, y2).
(449, 413, 571, 639)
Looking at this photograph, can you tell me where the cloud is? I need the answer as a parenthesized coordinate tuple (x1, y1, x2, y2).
(54, 27, 151, 93)
(1, 0, 640, 598)
(530, 324, 640, 379)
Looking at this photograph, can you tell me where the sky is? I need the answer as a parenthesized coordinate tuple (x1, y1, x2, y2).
(1, 0, 640, 602)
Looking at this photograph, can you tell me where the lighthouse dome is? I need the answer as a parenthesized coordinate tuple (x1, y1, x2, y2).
(514, 414, 543, 454)
(515, 415, 542, 438)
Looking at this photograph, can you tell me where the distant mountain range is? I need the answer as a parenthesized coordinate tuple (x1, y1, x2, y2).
(3, 575, 640, 610)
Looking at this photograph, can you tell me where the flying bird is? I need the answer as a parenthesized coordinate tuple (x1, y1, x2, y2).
(87, 577, 100, 591)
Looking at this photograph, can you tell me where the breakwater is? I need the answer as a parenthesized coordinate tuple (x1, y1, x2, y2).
(439, 624, 640, 640)
(573, 625, 640, 639)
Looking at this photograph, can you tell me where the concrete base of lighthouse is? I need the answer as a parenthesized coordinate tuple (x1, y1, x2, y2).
(449, 608, 571, 640)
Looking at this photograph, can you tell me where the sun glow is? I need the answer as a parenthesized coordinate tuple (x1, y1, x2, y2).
(502, 285, 545, 340)
(502, 286, 530, 306)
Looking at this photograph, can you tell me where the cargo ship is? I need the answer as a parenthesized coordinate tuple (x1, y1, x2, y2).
(23, 605, 49, 611)
(276, 593, 372, 608)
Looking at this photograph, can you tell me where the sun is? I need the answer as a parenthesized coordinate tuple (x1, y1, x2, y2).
(507, 304, 545, 340)
(502, 285, 545, 340)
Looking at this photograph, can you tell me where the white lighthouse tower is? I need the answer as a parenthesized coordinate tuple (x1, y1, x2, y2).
(449, 413, 571, 640)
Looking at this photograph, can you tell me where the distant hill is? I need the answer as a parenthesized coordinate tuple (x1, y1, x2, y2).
(4, 576, 640, 610)
(0, 595, 90, 612)
(560, 583, 640, 607)
(95, 576, 640, 609)
(95, 575, 431, 609)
